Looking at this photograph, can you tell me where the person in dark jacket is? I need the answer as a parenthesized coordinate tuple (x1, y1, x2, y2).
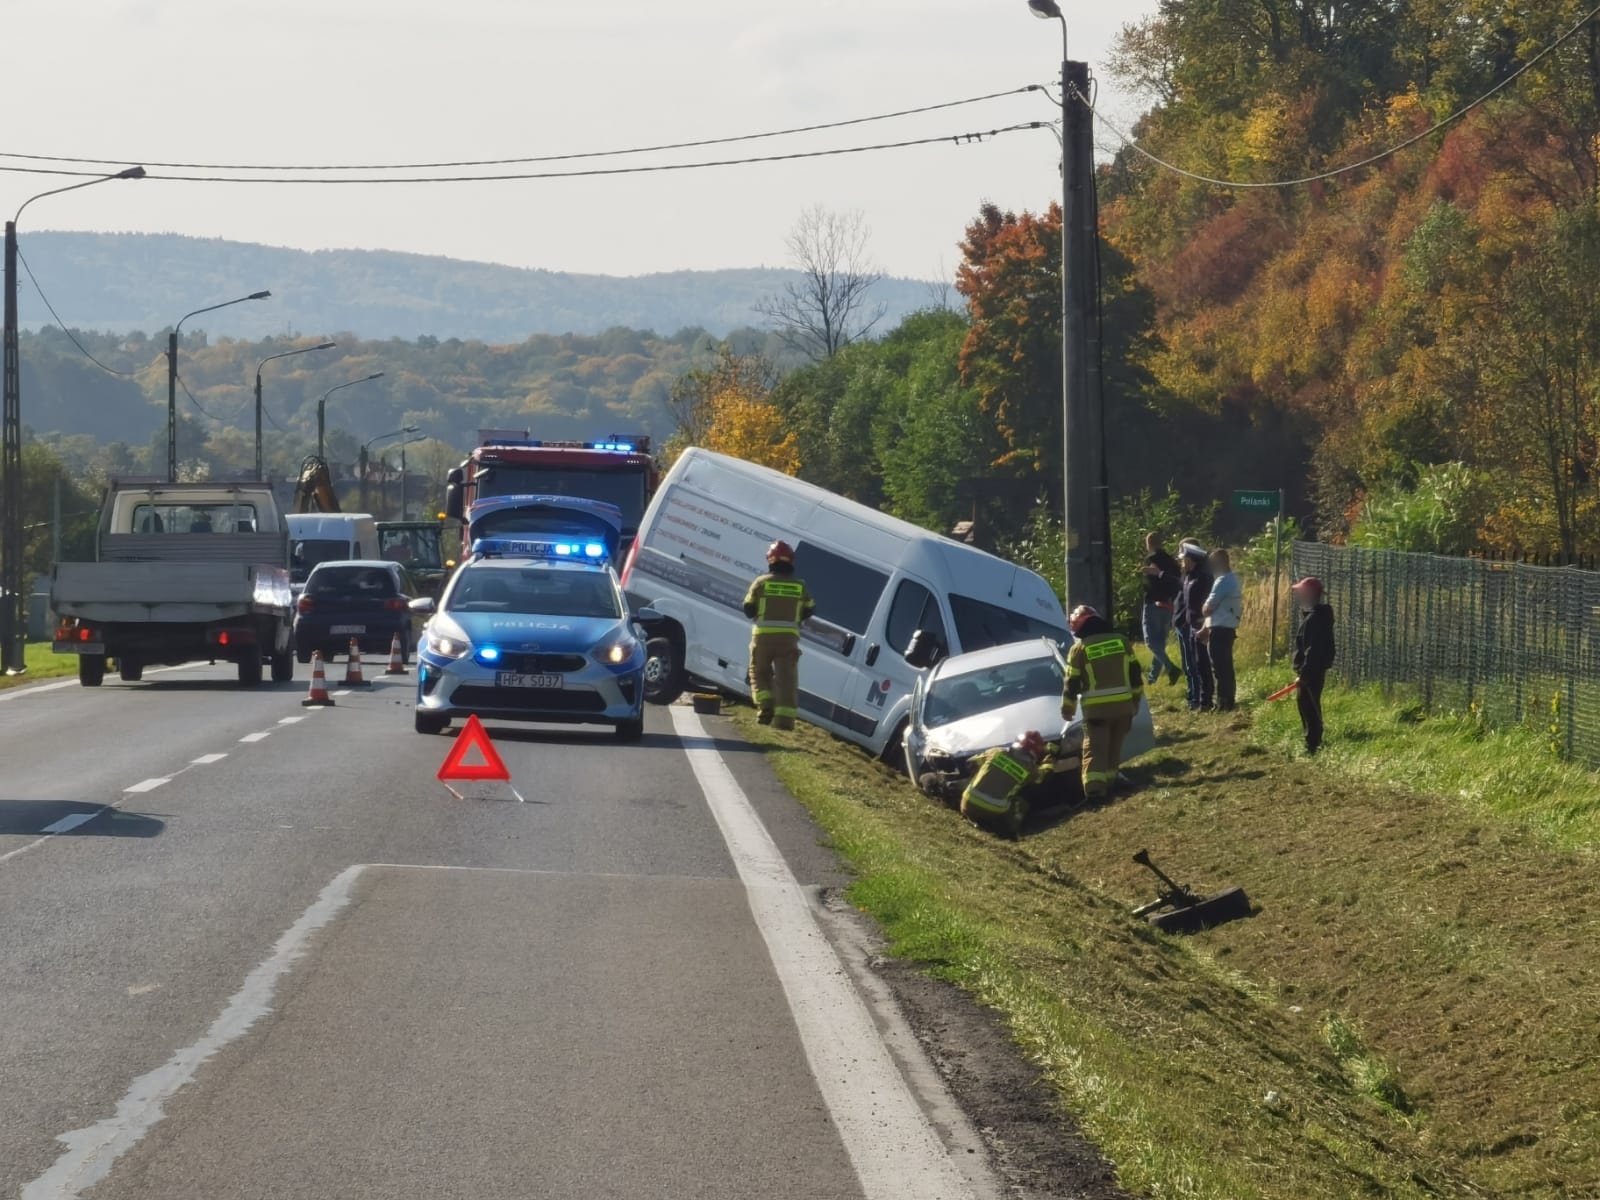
(1292, 576, 1336, 754)
(1139, 532, 1182, 686)
(1174, 541, 1214, 711)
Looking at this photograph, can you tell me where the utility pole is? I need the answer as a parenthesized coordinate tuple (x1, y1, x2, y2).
(2, 221, 20, 672)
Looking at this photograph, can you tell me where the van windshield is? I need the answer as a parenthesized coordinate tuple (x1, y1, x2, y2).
(949, 593, 1069, 653)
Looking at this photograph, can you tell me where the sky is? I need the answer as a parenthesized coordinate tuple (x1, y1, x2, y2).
(3, 0, 1160, 283)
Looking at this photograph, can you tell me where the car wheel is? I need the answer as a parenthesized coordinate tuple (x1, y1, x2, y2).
(614, 718, 645, 743)
(238, 655, 263, 687)
(643, 637, 685, 706)
(271, 646, 294, 684)
(79, 654, 106, 688)
(415, 710, 448, 735)
(296, 644, 312, 664)
(118, 658, 144, 683)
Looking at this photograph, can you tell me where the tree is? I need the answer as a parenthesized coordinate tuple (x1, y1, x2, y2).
(703, 386, 801, 476)
(665, 345, 777, 461)
(756, 206, 885, 360)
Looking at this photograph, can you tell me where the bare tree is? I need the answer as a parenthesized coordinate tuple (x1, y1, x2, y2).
(756, 206, 886, 359)
(924, 256, 954, 312)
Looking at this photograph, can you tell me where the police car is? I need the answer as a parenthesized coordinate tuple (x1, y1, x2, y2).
(411, 537, 650, 741)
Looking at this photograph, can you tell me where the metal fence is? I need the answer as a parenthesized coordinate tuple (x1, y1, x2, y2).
(1292, 542, 1600, 767)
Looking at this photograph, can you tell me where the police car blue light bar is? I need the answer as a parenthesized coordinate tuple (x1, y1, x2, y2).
(590, 441, 634, 452)
(471, 537, 610, 562)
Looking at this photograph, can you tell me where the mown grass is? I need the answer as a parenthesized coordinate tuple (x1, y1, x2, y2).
(0, 641, 77, 689)
(733, 656, 1600, 1198)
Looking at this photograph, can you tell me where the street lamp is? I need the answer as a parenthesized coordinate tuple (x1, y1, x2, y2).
(167, 290, 271, 483)
(359, 424, 419, 514)
(2, 165, 144, 675)
(1026, 0, 1108, 616)
(317, 373, 385, 462)
(254, 341, 336, 481)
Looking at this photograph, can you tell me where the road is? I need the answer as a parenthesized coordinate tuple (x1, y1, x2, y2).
(0, 665, 997, 1200)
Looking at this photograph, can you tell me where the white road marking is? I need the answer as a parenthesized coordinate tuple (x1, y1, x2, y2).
(670, 707, 977, 1200)
(0, 661, 205, 704)
(330, 690, 351, 698)
(190, 754, 228, 765)
(0, 806, 118, 866)
(277, 716, 305, 725)
(39, 812, 102, 835)
(122, 778, 170, 795)
(238, 732, 272, 743)
(21, 865, 366, 1200)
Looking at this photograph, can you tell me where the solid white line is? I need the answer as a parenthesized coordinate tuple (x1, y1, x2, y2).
(190, 753, 228, 765)
(0, 661, 205, 704)
(238, 732, 272, 743)
(122, 778, 169, 795)
(39, 812, 101, 836)
(669, 707, 975, 1200)
(20, 865, 366, 1200)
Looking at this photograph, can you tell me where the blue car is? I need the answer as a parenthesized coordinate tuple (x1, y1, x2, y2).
(412, 538, 648, 741)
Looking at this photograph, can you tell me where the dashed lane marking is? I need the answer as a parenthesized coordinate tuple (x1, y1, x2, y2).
(39, 812, 102, 836)
(238, 732, 272, 744)
(122, 778, 170, 794)
(190, 754, 228, 765)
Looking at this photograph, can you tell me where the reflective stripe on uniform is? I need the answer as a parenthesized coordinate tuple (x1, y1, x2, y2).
(754, 625, 802, 635)
(963, 751, 1031, 814)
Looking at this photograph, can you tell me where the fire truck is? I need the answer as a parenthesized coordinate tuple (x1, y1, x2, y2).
(443, 432, 658, 551)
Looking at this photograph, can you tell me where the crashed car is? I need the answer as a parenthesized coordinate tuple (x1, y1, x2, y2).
(903, 636, 1157, 804)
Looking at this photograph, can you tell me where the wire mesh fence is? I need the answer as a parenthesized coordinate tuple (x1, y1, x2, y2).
(1292, 543, 1600, 768)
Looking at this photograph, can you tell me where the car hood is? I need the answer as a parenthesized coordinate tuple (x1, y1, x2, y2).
(923, 695, 1070, 758)
(448, 611, 625, 654)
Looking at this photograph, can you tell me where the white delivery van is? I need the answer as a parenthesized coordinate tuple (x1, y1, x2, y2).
(621, 447, 1070, 759)
(286, 513, 380, 593)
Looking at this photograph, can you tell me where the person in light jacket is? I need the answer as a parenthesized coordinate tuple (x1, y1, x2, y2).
(1202, 548, 1242, 712)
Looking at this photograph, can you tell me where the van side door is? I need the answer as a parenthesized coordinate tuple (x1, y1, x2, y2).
(848, 575, 952, 745)
(791, 541, 889, 741)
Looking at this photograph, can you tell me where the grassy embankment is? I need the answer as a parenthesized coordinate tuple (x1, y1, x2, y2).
(730, 620, 1600, 1198)
(0, 642, 77, 690)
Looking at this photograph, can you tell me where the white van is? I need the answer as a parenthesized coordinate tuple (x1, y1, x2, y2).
(621, 448, 1070, 759)
(286, 513, 380, 593)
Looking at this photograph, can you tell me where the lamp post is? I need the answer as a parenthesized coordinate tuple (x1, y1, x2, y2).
(359, 424, 418, 515)
(398, 432, 425, 521)
(317, 373, 386, 462)
(1027, 0, 1108, 617)
(255, 341, 335, 482)
(2, 165, 145, 675)
(168, 290, 271, 483)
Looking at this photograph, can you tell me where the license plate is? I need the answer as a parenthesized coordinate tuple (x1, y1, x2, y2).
(495, 672, 563, 689)
(331, 624, 366, 635)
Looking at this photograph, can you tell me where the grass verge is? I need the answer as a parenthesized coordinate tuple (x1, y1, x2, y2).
(732, 670, 1600, 1199)
(0, 642, 77, 689)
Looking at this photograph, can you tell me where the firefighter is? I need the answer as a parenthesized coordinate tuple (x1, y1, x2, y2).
(1063, 605, 1143, 800)
(960, 730, 1053, 839)
(743, 540, 815, 730)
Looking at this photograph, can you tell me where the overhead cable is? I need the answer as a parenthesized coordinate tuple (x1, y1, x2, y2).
(15, 246, 138, 377)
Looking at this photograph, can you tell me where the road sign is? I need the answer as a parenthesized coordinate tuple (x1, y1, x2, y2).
(438, 714, 510, 784)
(1233, 490, 1281, 513)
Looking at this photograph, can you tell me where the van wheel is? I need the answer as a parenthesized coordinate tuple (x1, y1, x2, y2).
(643, 637, 685, 705)
(79, 655, 106, 688)
(878, 718, 908, 768)
(118, 658, 144, 683)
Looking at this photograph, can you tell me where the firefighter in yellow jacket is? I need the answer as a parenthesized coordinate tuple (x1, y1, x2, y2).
(743, 540, 815, 730)
(961, 730, 1054, 839)
(1063, 605, 1143, 800)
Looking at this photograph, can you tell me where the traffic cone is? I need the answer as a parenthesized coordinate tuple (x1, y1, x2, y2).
(301, 651, 335, 707)
(342, 638, 371, 687)
(385, 632, 408, 676)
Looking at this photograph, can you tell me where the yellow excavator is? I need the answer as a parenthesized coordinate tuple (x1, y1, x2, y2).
(293, 455, 341, 513)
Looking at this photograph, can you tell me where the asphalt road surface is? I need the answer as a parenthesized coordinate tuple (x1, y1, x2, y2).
(0, 665, 998, 1200)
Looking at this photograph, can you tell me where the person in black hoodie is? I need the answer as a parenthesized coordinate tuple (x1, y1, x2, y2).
(1292, 576, 1337, 754)
(1174, 541, 1214, 711)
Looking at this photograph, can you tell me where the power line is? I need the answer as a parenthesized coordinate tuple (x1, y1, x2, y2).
(0, 123, 1046, 185)
(0, 87, 1042, 173)
(177, 373, 249, 423)
(1085, 2, 1600, 190)
(14, 247, 139, 377)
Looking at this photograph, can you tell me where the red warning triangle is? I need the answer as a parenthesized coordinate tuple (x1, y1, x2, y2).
(437, 714, 511, 783)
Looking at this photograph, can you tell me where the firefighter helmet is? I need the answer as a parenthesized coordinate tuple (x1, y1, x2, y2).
(1014, 730, 1047, 758)
(767, 540, 795, 565)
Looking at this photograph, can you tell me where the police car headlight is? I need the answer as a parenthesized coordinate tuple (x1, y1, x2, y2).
(431, 635, 471, 659)
(599, 635, 638, 665)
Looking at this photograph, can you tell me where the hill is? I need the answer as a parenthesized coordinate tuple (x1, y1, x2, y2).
(16, 232, 937, 343)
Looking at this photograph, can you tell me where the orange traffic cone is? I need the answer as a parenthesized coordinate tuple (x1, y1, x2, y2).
(302, 651, 335, 707)
(342, 638, 371, 687)
(385, 632, 408, 676)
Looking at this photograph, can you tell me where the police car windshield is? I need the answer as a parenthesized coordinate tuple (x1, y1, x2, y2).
(446, 565, 621, 619)
(924, 655, 1063, 729)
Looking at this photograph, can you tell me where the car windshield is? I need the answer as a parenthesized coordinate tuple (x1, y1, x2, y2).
(475, 466, 647, 529)
(307, 567, 398, 598)
(291, 539, 353, 583)
(446, 566, 621, 619)
(923, 653, 1063, 729)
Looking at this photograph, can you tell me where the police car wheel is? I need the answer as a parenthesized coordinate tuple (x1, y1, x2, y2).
(614, 718, 645, 743)
(414, 711, 448, 735)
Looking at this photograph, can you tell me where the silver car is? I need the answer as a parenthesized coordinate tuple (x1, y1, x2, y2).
(903, 636, 1157, 796)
